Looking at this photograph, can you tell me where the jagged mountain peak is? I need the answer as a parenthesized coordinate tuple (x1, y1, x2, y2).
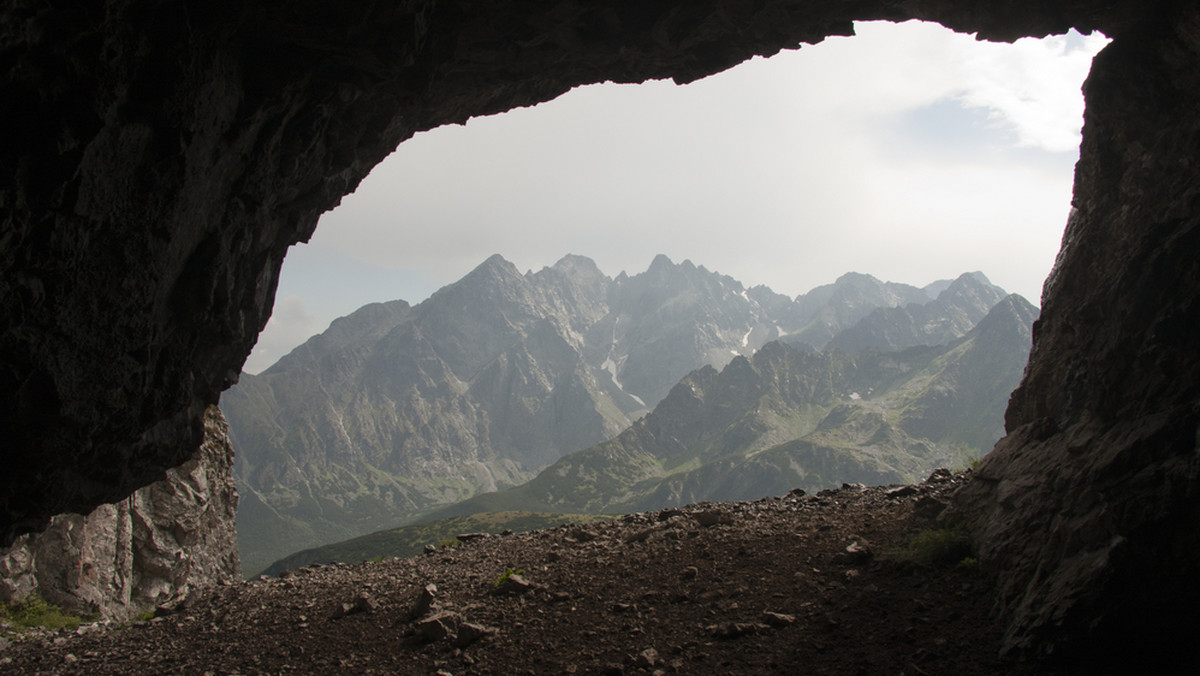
(970, 293, 1039, 335)
(923, 271, 998, 300)
(466, 253, 522, 280)
(548, 254, 605, 277)
(832, 271, 883, 286)
(936, 271, 1005, 303)
(647, 253, 677, 272)
(419, 253, 532, 317)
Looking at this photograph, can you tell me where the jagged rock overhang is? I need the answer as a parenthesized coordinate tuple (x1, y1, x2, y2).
(1, 0, 1193, 661)
(0, 0, 1135, 542)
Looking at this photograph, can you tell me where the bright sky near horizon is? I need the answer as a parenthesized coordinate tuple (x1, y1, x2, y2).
(243, 20, 1110, 374)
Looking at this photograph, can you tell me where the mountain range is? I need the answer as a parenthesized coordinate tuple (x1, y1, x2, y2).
(430, 294, 1037, 520)
(223, 254, 1024, 574)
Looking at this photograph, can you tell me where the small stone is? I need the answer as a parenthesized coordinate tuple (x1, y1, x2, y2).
(708, 622, 766, 640)
(410, 584, 437, 620)
(452, 622, 498, 648)
(887, 485, 918, 498)
(332, 592, 378, 619)
(64, 654, 78, 664)
(568, 528, 598, 542)
(762, 611, 796, 627)
(925, 468, 953, 483)
(353, 593, 379, 613)
(491, 573, 534, 595)
(635, 647, 660, 668)
(837, 541, 873, 566)
(424, 544, 437, 554)
(624, 525, 664, 543)
(680, 566, 699, 581)
(693, 510, 733, 527)
(415, 611, 463, 642)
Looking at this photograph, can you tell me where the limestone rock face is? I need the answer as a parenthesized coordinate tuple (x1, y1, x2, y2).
(0, 407, 240, 621)
(952, 6, 1200, 661)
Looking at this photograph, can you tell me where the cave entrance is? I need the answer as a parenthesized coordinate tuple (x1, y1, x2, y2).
(246, 20, 1107, 373)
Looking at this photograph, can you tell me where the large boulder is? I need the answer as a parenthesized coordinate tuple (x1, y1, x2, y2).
(0, 406, 240, 621)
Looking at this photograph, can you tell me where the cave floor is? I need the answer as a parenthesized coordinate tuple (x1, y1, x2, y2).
(1, 474, 1093, 675)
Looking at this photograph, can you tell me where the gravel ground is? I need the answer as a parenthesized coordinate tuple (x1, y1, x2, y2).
(1, 472, 1087, 675)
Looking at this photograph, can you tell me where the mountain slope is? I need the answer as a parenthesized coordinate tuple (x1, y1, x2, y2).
(432, 295, 1037, 518)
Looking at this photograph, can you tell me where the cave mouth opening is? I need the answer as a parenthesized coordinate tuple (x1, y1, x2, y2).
(245, 20, 1108, 375)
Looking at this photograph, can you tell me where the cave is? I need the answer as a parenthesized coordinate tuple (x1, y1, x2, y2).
(1, 0, 1196, 663)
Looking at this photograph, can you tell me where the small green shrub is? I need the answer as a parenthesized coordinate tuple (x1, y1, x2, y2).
(493, 568, 524, 587)
(437, 538, 460, 548)
(897, 527, 973, 567)
(1, 595, 87, 631)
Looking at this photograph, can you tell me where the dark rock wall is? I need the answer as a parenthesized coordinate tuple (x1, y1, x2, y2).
(954, 3, 1200, 661)
(0, 406, 240, 621)
(0, 0, 1192, 661)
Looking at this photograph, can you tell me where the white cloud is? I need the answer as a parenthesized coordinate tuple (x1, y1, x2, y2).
(947, 29, 1108, 151)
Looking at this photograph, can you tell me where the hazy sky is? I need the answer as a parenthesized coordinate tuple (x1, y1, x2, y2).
(244, 20, 1109, 374)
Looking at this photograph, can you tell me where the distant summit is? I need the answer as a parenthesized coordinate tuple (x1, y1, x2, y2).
(826, 272, 1009, 353)
(431, 294, 1037, 520)
(223, 254, 1030, 574)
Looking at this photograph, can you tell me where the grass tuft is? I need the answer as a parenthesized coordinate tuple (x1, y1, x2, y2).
(0, 595, 88, 632)
(493, 568, 525, 587)
(895, 526, 973, 568)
